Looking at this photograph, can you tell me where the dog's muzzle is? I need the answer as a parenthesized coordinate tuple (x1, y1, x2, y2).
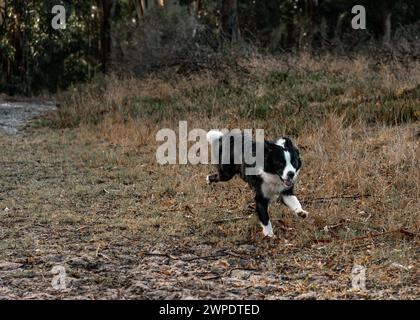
(283, 179, 294, 188)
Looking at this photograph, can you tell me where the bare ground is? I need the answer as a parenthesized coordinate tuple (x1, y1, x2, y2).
(0, 120, 418, 299)
(0, 101, 56, 135)
(1, 57, 419, 299)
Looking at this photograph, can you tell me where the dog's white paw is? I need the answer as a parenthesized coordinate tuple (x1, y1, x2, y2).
(260, 221, 274, 237)
(206, 175, 211, 185)
(296, 209, 309, 218)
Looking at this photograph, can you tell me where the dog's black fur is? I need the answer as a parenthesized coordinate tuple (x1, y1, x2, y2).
(207, 131, 307, 237)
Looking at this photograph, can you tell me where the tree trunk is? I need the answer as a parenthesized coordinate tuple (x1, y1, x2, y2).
(381, 0, 393, 45)
(306, 0, 318, 49)
(8, 1, 26, 86)
(132, 0, 144, 20)
(0, 0, 5, 26)
(382, 11, 392, 45)
(221, 0, 240, 43)
(100, 0, 113, 73)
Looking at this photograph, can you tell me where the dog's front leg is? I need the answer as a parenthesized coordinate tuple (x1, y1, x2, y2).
(281, 194, 309, 218)
(255, 194, 274, 237)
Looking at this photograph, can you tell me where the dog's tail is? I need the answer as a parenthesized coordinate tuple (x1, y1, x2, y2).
(206, 130, 223, 144)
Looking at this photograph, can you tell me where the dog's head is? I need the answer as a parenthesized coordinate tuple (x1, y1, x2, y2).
(266, 137, 302, 188)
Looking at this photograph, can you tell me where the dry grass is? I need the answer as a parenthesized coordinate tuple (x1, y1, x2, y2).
(0, 55, 419, 299)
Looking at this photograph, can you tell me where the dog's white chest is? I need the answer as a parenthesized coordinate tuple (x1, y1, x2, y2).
(258, 170, 286, 200)
(261, 181, 284, 200)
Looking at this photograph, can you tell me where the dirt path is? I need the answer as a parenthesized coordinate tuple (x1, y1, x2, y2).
(0, 100, 56, 134)
(0, 105, 417, 299)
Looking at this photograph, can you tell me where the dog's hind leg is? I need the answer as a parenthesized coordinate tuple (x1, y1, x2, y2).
(255, 194, 274, 237)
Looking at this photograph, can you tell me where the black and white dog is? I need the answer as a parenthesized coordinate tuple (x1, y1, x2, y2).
(206, 130, 308, 237)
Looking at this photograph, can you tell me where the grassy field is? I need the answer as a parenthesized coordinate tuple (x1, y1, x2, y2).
(0, 54, 419, 299)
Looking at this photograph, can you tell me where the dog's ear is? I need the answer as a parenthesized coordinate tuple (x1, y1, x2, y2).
(276, 137, 294, 149)
(284, 137, 294, 149)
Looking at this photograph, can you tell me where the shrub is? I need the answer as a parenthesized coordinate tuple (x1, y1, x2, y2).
(111, 6, 216, 75)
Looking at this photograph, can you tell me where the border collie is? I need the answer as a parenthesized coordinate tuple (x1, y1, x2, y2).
(206, 130, 308, 237)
